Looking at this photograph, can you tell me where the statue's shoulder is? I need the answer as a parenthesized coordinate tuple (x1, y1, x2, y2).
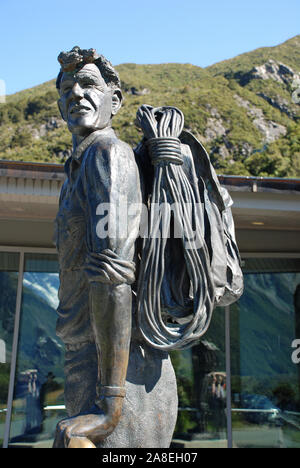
(82, 130, 138, 183)
(87, 129, 133, 160)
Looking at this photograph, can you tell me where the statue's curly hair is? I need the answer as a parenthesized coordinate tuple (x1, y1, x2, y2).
(56, 46, 121, 90)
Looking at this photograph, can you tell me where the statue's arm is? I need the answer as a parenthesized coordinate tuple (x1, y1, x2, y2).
(84, 143, 140, 437)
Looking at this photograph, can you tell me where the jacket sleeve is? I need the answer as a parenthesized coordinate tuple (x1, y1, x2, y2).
(80, 141, 142, 285)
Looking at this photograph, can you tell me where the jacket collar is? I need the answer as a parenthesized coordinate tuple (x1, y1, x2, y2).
(64, 127, 115, 176)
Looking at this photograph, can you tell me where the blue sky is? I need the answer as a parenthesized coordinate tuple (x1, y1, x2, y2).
(0, 0, 299, 95)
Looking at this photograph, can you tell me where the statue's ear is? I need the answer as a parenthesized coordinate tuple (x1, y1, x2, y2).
(57, 98, 67, 121)
(111, 89, 123, 116)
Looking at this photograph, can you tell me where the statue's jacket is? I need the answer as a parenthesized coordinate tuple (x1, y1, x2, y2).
(55, 127, 142, 348)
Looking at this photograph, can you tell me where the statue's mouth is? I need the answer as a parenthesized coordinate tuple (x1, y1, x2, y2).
(70, 105, 91, 115)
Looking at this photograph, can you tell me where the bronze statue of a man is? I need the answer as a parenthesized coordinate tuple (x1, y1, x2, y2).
(53, 46, 243, 448)
(53, 47, 178, 448)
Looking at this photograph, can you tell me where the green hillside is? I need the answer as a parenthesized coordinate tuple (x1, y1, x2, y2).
(0, 36, 299, 177)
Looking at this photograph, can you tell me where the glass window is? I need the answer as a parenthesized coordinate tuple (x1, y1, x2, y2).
(171, 307, 227, 448)
(231, 258, 300, 448)
(0, 252, 19, 448)
(8, 253, 67, 448)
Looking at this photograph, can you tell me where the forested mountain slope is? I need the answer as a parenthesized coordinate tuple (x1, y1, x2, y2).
(0, 35, 299, 177)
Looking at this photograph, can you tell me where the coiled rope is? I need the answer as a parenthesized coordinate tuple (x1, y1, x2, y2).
(136, 105, 215, 350)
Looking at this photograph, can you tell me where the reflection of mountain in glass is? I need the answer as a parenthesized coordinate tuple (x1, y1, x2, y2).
(23, 273, 59, 310)
(9, 271, 66, 444)
(16, 273, 64, 384)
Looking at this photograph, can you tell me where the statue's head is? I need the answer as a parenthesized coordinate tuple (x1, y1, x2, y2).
(56, 46, 122, 137)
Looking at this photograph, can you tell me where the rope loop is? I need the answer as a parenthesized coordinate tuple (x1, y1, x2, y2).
(146, 137, 183, 166)
(135, 105, 215, 350)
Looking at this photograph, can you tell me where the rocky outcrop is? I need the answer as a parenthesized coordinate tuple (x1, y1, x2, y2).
(251, 60, 297, 85)
(234, 94, 287, 143)
(257, 92, 295, 118)
(128, 87, 150, 96)
(204, 117, 227, 142)
(253, 119, 287, 144)
(204, 105, 228, 142)
(229, 59, 300, 88)
(30, 117, 64, 140)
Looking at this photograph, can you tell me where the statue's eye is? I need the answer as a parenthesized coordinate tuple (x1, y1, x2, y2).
(61, 85, 72, 94)
(81, 79, 95, 87)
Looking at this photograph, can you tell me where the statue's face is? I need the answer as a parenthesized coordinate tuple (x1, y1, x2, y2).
(58, 63, 120, 136)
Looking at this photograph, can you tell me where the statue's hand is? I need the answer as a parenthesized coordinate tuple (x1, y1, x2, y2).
(53, 399, 123, 448)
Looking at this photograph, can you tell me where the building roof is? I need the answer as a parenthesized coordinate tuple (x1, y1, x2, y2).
(1, 159, 300, 193)
(0, 160, 65, 180)
(219, 174, 300, 194)
(0, 160, 299, 253)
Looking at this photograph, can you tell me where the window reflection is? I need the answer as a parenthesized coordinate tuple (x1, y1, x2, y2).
(171, 307, 227, 448)
(0, 252, 19, 447)
(3, 251, 300, 449)
(231, 259, 300, 449)
(8, 254, 66, 448)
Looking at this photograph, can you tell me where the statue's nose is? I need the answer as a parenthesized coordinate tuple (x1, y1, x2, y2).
(71, 82, 84, 98)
